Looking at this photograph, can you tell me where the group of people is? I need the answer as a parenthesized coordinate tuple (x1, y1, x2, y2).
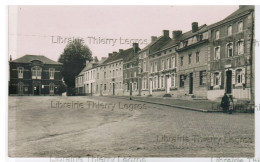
(221, 93, 234, 114)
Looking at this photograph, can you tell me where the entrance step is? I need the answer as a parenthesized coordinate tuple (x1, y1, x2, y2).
(163, 94, 172, 97)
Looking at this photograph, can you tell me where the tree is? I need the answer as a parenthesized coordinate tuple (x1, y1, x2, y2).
(58, 39, 92, 95)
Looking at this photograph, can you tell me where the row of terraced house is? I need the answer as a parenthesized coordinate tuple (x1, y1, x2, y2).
(75, 5, 255, 102)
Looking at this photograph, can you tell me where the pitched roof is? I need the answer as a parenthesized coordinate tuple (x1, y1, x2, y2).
(103, 47, 140, 64)
(208, 5, 254, 29)
(77, 58, 107, 76)
(10, 55, 62, 65)
(140, 35, 172, 54)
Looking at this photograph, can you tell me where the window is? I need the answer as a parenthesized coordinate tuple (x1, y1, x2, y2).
(171, 74, 175, 87)
(153, 76, 157, 89)
(161, 76, 164, 88)
(196, 52, 200, 63)
(104, 72, 106, 78)
(214, 72, 220, 86)
(166, 58, 170, 69)
(154, 61, 157, 72)
(226, 42, 233, 57)
(161, 60, 165, 70)
(171, 56, 176, 68)
(199, 71, 207, 85)
(143, 61, 146, 72)
(143, 77, 147, 89)
(180, 75, 185, 87)
(113, 70, 115, 77)
(228, 25, 232, 36)
(238, 21, 243, 32)
(188, 54, 192, 64)
(49, 68, 55, 79)
(104, 84, 107, 91)
(215, 30, 220, 40)
(237, 40, 244, 55)
(18, 67, 23, 79)
(150, 62, 153, 73)
(180, 57, 184, 66)
(214, 47, 220, 60)
(236, 69, 243, 84)
(32, 66, 42, 79)
(134, 82, 137, 91)
(49, 83, 54, 94)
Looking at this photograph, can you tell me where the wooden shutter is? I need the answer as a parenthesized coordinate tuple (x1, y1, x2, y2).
(232, 70, 236, 84)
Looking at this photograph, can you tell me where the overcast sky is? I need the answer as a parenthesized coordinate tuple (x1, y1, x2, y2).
(9, 5, 239, 61)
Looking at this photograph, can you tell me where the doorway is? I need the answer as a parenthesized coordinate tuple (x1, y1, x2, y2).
(189, 73, 193, 94)
(226, 70, 232, 94)
(113, 83, 115, 95)
(34, 85, 40, 95)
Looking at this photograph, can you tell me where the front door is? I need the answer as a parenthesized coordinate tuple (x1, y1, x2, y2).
(226, 70, 232, 94)
(149, 78, 153, 95)
(34, 85, 40, 95)
(189, 73, 193, 94)
(166, 75, 171, 94)
(113, 83, 115, 95)
(18, 82, 23, 95)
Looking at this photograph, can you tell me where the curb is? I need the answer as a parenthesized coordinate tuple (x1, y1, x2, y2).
(103, 96, 222, 113)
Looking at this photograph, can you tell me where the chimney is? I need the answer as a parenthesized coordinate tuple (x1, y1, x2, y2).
(9, 55, 12, 61)
(113, 51, 117, 55)
(163, 30, 169, 37)
(119, 49, 124, 53)
(108, 53, 113, 57)
(192, 22, 199, 33)
(172, 30, 182, 40)
(151, 36, 157, 42)
(133, 43, 139, 54)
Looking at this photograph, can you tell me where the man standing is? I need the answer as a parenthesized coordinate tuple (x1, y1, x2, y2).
(221, 93, 230, 113)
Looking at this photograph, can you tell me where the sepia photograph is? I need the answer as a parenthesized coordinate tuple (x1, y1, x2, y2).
(8, 5, 255, 158)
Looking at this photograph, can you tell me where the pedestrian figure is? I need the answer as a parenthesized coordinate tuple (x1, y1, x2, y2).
(221, 93, 230, 113)
(228, 95, 234, 114)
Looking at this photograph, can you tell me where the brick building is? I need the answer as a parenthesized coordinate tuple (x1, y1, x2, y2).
(123, 43, 141, 96)
(207, 5, 254, 101)
(9, 55, 63, 95)
(176, 23, 209, 99)
(95, 43, 139, 96)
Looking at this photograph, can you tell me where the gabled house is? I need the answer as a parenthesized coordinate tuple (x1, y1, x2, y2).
(9, 55, 63, 95)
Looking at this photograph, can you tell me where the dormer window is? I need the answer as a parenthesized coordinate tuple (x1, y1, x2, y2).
(215, 30, 220, 40)
(238, 21, 243, 32)
(228, 25, 232, 36)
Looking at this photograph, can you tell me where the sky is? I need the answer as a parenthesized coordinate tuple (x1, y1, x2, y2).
(9, 5, 239, 62)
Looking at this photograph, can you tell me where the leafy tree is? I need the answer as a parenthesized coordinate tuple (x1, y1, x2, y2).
(58, 39, 92, 95)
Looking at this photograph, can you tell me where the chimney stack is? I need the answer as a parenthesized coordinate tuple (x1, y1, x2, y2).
(113, 51, 117, 55)
(163, 30, 169, 37)
(133, 43, 139, 54)
(151, 36, 157, 42)
(108, 53, 113, 57)
(172, 30, 182, 40)
(192, 22, 199, 33)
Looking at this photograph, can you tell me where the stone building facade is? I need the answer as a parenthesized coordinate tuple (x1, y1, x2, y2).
(75, 6, 254, 102)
